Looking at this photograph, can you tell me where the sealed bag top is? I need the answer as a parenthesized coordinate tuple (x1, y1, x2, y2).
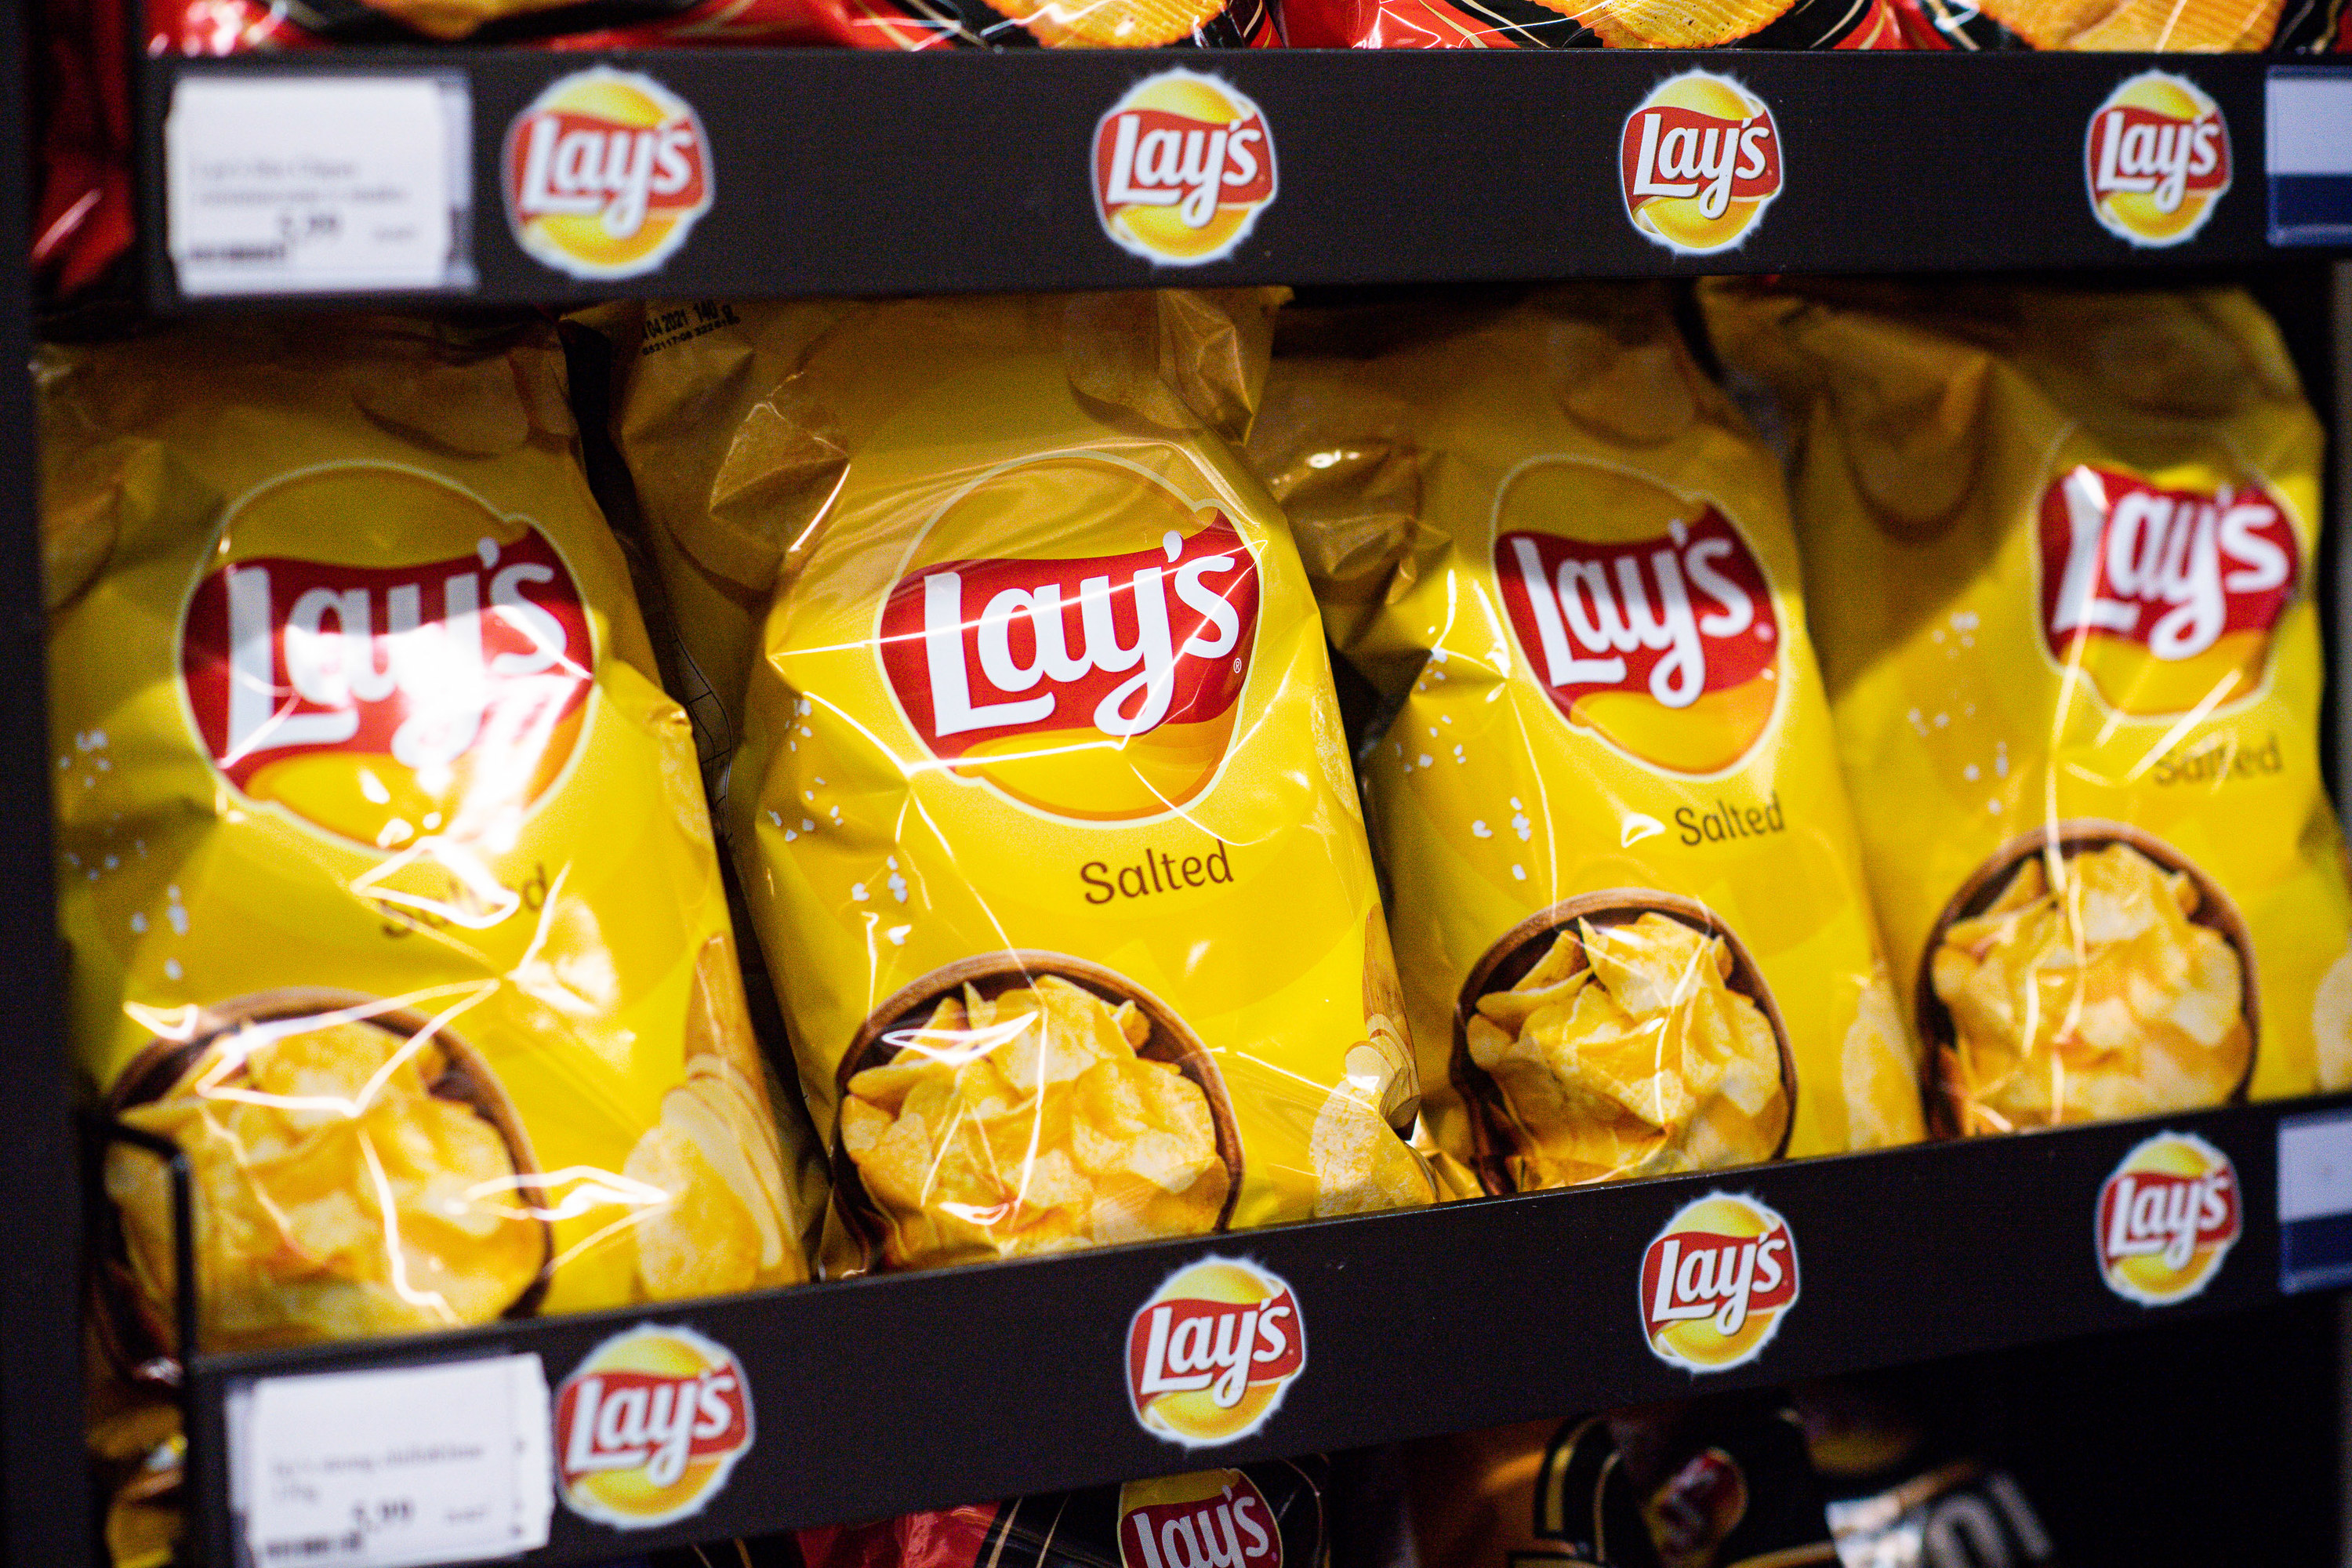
(1248, 289, 1923, 1200)
(46, 318, 806, 1365)
(611, 292, 1434, 1282)
(1704, 280, 2352, 1130)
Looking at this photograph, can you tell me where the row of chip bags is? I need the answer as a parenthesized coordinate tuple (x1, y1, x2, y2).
(1239, 276, 2352, 1190)
(585, 281, 1929, 1269)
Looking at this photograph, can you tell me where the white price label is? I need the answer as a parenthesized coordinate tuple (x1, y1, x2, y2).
(166, 74, 475, 297)
(2279, 1109, 2352, 1223)
(231, 1354, 552, 1568)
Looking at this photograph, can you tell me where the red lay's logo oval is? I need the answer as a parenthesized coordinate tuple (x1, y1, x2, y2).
(504, 67, 714, 281)
(556, 1324, 754, 1529)
(1495, 490, 1781, 776)
(1620, 72, 1783, 256)
(2083, 72, 2230, 249)
(2038, 463, 2299, 717)
(179, 465, 593, 852)
(2095, 1132, 2241, 1306)
(1639, 1193, 1798, 1373)
(1127, 1258, 1305, 1448)
(1118, 1470, 1283, 1568)
(1093, 70, 1277, 267)
(880, 464, 1261, 824)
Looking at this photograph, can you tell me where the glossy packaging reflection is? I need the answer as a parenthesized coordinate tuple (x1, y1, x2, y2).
(1704, 279, 2352, 1131)
(604, 291, 1434, 1276)
(1248, 289, 1922, 1200)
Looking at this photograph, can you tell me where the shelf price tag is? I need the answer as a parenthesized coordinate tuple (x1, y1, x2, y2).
(2278, 1109, 2352, 1292)
(2267, 68, 2352, 245)
(165, 74, 476, 297)
(230, 1353, 553, 1568)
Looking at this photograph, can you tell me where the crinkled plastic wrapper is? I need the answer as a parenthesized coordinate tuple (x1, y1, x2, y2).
(1247, 290, 1924, 1200)
(797, 1458, 1327, 1568)
(1405, 1396, 1835, 1568)
(45, 318, 815, 1380)
(1703, 280, 2352, 1132)
(147, 0, 1275, 49)
(606, 292, 1435, 1276)
(1278, 0, 1903, 48)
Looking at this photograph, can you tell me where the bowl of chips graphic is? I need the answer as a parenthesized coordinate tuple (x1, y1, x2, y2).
(830, 952, 1243, 1272)
(96, 988, 550, 1371)
(1917, 820, 2257, 1138)
(1452, 890, 1795, 1195)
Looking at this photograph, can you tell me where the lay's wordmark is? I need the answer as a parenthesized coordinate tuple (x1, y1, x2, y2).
(2095, 1132, 2241, 1305)
(2039, 465, 2296, 716)
(506, 68, 713, 281)
(1639, 1193, 1799, 1372)
(1117, 1470, 1284, 1568)
(2083, 72, 2230, 249)
(1093, 71, 1276, 267)
(880, 492, 1259, 821)
(1497, 494, 1781, 776)
(557, 1323, 755, 1528)
(1621, 73, 1783, 257)
(181, 466, 594, 854)
(1128, 1258, 1305, 1447)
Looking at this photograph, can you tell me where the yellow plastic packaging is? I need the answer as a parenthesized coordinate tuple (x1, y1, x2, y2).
(606, 292, 1435, 1274)
(1245, 290, 1923, 1198)
(44, 318, 809, 1367)
(1703, 280, 2352, 1131)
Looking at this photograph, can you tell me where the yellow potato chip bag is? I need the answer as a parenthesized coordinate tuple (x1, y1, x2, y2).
(606, 292, 1435, 1274)
(1245, 289, 1924, 1197)
(1703, 279, 2352, 1131)
(43, 318, 811, 1366)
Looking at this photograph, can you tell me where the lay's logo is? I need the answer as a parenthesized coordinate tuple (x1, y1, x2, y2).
(2038, 463, 2298, 717)
(1093, 69, 1277, 267)
(2084, 72, 2230, 249)
(1495, 484, 1781, 777)
(1639, 1193, 1798, 1372)
(180, 465, 593, 854)
(504, 67, 713, 280)
(556, 1324, 754, 1530)
(1127, 1258, 1305, 1447)
(2096, 1132, 2241, 1306)
(880, 458, 1260, 823)
(1117, 1471, 1283, 1568)
(1620, 71, 1783, 256)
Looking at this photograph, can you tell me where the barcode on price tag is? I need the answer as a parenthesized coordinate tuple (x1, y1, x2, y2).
(230, 1353, 552, 1568)
(165, 74, 475, 297)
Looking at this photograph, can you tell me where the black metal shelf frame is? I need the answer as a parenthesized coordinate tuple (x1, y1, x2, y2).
(133, 49, 2345, 310)
(173, 1092, 2352, 1566)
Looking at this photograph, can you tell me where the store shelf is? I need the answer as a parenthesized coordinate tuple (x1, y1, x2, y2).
(136, 49, 2352, 311)
(176, 1092, 2352, 1567)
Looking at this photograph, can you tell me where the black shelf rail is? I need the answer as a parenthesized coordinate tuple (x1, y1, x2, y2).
(180, 1093, 2350, 1568)
(134, 49, 2349, 311)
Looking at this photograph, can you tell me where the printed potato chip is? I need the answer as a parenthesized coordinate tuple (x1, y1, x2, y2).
(1703, 279, 2352, 1130)
(1895, 0, 2280, 48)
(43, 318, 813, 1370)
(604, 292, 1435, 1274)
(1247, 289, 1922, 1199)
(1279, 0, 1904, 48)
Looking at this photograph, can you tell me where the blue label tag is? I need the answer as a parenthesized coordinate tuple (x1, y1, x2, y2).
(2268, 69, 2352, 245)
(2278, 1109, 2352, 1291)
